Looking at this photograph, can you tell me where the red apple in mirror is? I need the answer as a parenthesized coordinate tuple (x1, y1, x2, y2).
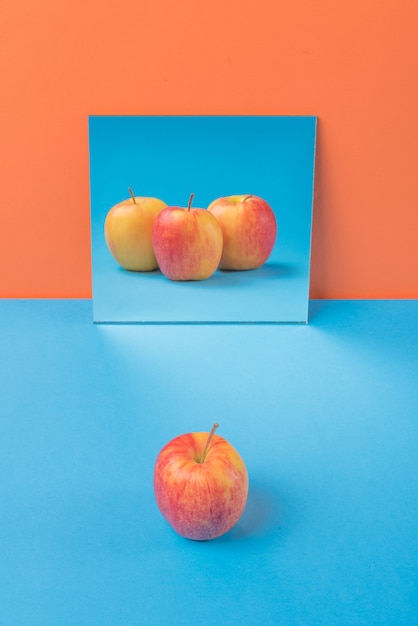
(152, 194, 223, 281)
(208, 194, 277, 270)
(104, 188, 167, 271)
(154, 423, 249, 540)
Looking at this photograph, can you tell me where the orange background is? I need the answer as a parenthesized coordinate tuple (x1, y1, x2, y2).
(1, 0, 417, 299)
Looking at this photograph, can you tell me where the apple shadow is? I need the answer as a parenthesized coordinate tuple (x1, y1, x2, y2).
(117, 262, 296, 288)
(220, 262, 296, 280)
(217, 486, 283, 542)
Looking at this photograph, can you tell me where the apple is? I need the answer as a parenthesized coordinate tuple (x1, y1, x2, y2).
(207, 194, 277, 270)
(152, 194, 223, 281)
(104, 188, 167, 271)
(154, 423, 249, 540)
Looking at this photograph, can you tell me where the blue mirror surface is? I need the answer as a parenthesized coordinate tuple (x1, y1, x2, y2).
(89, 115, 317, 323)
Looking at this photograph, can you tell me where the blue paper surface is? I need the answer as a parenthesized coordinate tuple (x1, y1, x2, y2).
(88, 116, 317, 323)
(1, 299, 417, 625)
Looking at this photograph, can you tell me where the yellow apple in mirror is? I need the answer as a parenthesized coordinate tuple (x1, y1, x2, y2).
(104, 188, 167, 271)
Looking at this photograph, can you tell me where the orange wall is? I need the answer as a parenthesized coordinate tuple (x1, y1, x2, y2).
(1, 0, 417, 299)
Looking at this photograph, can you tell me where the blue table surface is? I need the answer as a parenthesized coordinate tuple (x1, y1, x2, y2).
(1, 299, 417, 626)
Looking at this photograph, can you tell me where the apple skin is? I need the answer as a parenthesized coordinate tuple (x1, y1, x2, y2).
(104, 192, 167, 271)
(207, 194, 277, 270)
(154, 428, 249, 540)
(152, 198, 223, 281)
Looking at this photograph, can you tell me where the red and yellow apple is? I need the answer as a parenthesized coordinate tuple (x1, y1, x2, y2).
(154, 424, 249, 540)
(104, 188, 167, 271)
(208, 194, 277, 270)
(152, 194, 223, 281)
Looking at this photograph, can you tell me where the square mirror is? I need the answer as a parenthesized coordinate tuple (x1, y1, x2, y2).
(88, 115, 317, 323)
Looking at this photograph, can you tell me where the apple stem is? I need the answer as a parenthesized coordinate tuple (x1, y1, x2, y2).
(199, 423, 219, 463)
(243, 194, 253, 202)
(187, 193, 195, 211)
(128, 187, 136, 204)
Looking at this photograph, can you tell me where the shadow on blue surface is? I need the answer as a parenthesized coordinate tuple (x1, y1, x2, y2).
(218, 486, 283, 542)
(219, 262, 297, 282)
(308, 298, 327, 321)
(115, 262, 297, 287)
